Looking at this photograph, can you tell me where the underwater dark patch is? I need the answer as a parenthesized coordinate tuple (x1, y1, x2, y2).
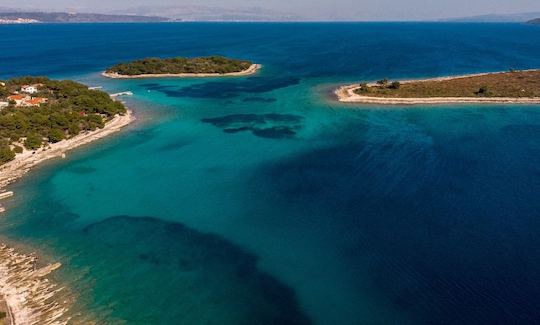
(202, 113, 302, 139)
(141, 77, 300, 99)
(81, 216, 311, 324)
(158, 139, 192, 152)
(252, 126, 297, 139)
(223, 126, 252, 133)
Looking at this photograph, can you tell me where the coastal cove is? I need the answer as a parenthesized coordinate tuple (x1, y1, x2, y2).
(1, 22, 540, 324)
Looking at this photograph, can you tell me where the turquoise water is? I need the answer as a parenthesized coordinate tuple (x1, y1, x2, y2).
(2, 23, 540, 324)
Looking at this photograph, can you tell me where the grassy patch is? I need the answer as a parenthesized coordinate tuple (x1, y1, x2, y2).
(354, 70, 540, 98)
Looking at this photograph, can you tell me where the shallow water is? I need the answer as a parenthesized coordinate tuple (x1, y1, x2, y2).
(2, 23, 540, 324)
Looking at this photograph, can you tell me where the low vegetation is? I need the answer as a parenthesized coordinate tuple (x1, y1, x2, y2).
(106, 56, 253, 75)
(354, 70, 540, 98)
(0, 77, 126, 165)
(0, 311, 6, 325)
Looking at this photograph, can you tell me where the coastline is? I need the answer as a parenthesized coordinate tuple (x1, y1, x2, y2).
(335, 70, 540, 105)
(0, 109, 134, 324)
(0, 244, 68, 325)
(101, 64, 261, 79)
(0, 109, 134, 193)
(0, 244, 73, 325)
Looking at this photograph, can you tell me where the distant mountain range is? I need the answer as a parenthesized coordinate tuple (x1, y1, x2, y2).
(109, 5, 303, 22)
(1, 8, 540, 24)
(445, 12, 540, 23)
(0, 5, 303, 23)
(0, 12, 169, 23)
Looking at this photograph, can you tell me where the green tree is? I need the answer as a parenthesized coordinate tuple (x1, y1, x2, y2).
(48, 128, 65, 143)
(390, 81, 401, 89)
(68, 123, 81, 136)
(377, 79, 389, 87)
(25, 134, 43, 150)
(0, 145, 15, 164)
(13, 145, 23, 154)
(356, 83, 371, 93)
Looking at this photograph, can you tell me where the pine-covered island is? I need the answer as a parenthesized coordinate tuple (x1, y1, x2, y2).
(336, 69, 540, 105)
(0, 77, 133, 194)
(102, 56, 261, 78)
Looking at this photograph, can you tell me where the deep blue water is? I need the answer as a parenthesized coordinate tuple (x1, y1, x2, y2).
(1, 23, 540, 324)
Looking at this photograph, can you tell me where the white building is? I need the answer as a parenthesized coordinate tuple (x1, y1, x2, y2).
(0, 101, 8, 109)
(21, 85, 39, 94)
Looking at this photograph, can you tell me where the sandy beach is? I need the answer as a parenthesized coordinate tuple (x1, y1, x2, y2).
(102, 63, 261, 79)
(335, 70, 540, 105)
(0, 110, 134, 193)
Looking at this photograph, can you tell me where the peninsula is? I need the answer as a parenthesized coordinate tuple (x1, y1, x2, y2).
(102, 56, 260, 78)
(0, 77, 134, 199)
(0, 77, 134, 323)
(336, 70, 540, 105)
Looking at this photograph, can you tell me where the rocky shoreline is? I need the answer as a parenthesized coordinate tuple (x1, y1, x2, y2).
(0, 109, 134, 324)
(0, 244, 70, 325)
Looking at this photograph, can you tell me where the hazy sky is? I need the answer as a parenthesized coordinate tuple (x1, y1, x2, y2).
(3, 0, 540, 20)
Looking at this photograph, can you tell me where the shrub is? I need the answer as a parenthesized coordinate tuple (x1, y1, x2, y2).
(13, 145, 23, 154)
(357, 83, 371, 93)
(477, 86, 491, 96)
(25, 133, 43, 150)
(48, 128, 65, 143)
(0, 144, 15, 164)
(390, 81, 401, 89)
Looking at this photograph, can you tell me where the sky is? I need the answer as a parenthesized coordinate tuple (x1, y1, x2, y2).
(2, 0, 540, 20)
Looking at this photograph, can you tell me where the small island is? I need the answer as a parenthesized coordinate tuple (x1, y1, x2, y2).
(336, 70, 540, 105)
(102, 56, 261, 79)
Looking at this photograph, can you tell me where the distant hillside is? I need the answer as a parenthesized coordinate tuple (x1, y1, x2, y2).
(528, 18, 540, 24)
(0, 12, 169, 23)
(445, 12, 540, 23)
(111, 5, 303, 22)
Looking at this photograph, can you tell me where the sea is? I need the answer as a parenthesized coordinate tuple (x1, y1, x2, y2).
(1, 22, 540, 324)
